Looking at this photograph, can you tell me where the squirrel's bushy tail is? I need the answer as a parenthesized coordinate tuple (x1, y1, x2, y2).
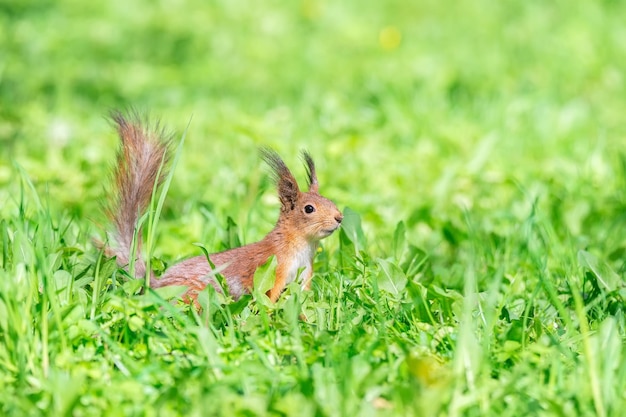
(106, 111, 171, 279)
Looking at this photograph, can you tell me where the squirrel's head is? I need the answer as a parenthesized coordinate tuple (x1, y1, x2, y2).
(261, 149, 343, 241)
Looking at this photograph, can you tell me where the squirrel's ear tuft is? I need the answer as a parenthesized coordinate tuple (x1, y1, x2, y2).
(260, 148, 300, 211)
(301, 151, 319, 193)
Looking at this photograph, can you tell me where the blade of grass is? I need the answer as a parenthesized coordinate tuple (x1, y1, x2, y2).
(144, 117, 191, 288)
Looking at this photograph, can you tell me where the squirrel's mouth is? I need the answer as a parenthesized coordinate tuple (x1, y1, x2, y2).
(321, 225, 340, 236)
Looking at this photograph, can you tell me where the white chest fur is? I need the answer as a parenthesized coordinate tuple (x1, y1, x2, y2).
(285, 242, 317, 287)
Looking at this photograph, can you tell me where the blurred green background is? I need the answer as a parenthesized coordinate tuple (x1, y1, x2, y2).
(3, 0, 625, 243)
(1, 0, 626, 274)
(3, 1, 626, 415)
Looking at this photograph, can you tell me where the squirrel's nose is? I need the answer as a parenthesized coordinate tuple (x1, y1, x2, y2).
(335, 213, 343, 224)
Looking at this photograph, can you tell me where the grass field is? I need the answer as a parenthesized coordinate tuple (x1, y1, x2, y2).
(2, 0, 626, 415)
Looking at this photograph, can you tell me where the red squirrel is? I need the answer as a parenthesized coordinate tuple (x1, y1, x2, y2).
(104, 112, 343, 305)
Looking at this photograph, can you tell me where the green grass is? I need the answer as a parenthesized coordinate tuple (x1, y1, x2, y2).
(2, 0, 626, 415)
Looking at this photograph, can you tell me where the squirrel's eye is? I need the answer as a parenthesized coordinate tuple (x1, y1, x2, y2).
(304, 204, 315, 214)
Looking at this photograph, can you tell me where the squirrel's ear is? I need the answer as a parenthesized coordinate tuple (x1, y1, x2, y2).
(302, 151, 319, 194)
(261, 148, 300, 211)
